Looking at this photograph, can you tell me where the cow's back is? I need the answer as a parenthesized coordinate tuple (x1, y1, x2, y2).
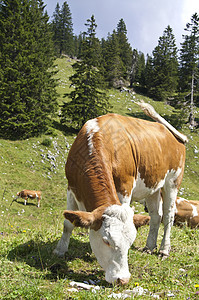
(97, 114, 185, 197)
(66, 114, 186, 207)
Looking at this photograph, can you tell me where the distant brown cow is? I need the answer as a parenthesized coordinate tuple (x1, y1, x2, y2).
(15, 190, 42, 207)
(133, 214, 150, 229)
(174, 197, 199, 228)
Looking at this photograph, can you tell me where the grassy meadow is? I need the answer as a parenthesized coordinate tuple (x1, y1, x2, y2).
(0, 57, 199, 299)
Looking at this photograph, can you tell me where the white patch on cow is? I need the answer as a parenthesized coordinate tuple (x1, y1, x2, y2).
(132, 172, 168, 201)
(67, 189, 86, 212)
(174, 201, 178, 214)
(117, 191, 133, 205)
(177, 197, 190, 204)
(176, 197, 185, 204)
(191, 204, 198, 218)
(86, 118, 100, 155)
(169, 167, 182, 182)
(89, 203, 137, 284)
(162, 168, 182, 204)
(159, 197, 163, 218)
(132, 168, 182, 202)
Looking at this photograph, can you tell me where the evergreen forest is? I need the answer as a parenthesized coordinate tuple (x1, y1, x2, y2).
(0, 0, 199, 137)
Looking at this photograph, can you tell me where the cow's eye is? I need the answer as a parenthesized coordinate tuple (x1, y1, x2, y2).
(103, 237, 110, 247)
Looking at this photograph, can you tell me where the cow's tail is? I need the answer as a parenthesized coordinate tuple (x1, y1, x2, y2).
(135, 100, 188, 144)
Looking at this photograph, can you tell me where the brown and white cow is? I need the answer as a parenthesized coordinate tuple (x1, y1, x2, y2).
(54, 102, 187, 285)
(15, 189, 42, 207)
(174, 197, 199, 228)
(143, 196, 199, 228)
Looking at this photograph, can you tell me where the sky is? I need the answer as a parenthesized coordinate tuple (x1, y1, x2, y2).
(43, 0, 199, 55)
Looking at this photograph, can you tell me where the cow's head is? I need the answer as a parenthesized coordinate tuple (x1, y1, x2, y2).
(63, 203, 136, 285)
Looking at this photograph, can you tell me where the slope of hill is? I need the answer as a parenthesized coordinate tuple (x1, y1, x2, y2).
(0, 57, 198, 299)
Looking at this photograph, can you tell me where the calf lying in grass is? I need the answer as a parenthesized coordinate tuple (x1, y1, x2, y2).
(14, 189, 42, 207)
(174, 197, 199, 228)
(143, 197, 199, 228)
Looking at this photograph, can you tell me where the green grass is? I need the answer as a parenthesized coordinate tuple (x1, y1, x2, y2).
(0, 57, 199, 299)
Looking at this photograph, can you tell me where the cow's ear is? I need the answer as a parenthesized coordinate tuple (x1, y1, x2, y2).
(63, 210, 93, 228)
(63, 207, 105, 231)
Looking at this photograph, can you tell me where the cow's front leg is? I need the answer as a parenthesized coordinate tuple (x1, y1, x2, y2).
(54, 189, 77, 257)
(53, 219, 74, 257)
(145, 191, 162, 253)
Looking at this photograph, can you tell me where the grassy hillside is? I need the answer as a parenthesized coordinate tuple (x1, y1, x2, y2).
(0, 57, 198, 299)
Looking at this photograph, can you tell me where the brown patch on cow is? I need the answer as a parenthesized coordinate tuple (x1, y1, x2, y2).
(133, 214, 150, 229)
(65, 120, 121, 212)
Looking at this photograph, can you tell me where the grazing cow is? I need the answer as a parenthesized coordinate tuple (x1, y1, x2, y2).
(15, 190, 41, 207)
(174, 197, 199, 228)
(133, 214, 150, 229)
(54, 102, 187, 285)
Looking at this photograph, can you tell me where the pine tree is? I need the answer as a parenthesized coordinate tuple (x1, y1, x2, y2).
(145, 54, 154, 93)
(130, 49, 139, 87)
(51, 3, 62, 54)
(61, 15, 110, 129)
(147, 25, 179, 101)
(102, 19, 132, 87)
(179, 13, 199, 125)
(51, 1, 74, 56)
(60, 1, 74, 56)
(0, 0, 58, 139)
(102, 31, 123, 87)
(116, 19, 133, 80)
(81, 15, 103, 69)
(136, 52, 146, 86)
(130, 50, 145, 87)
(61, 62, 109, 129)
(73, 33, 86, 58)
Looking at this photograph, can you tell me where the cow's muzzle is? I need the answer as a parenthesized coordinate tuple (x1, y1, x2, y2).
(117, 277, 130, 285)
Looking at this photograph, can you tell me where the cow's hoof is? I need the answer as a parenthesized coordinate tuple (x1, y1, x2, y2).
(53, 249, 66, 258)
(158, 251, 169, 260)
(138, 246, 152, 254)
(143, 247, 152, 254)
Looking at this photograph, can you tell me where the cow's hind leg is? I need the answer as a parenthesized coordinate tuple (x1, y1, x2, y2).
(159, 184, 177, 258)
(54, 189, 77, 257)
(144, 190, 162, 253)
